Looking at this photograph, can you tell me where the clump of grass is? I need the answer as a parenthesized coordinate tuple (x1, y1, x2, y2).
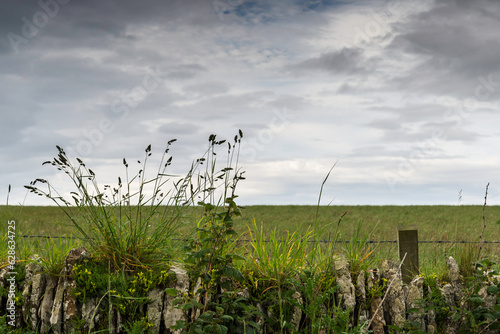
(344, 221, 379, 276)
(34, 235, 82, 275)
(247, 220, 315, 284)
(457, 243, 479, 278)
(24, 134, 242, 272)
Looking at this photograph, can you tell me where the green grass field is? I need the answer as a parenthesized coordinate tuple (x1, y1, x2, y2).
(2, 204, 499, 274)
(3, 204, 500, 239)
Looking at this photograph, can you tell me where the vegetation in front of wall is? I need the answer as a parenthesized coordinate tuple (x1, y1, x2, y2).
(71, 255, 175, 303)
(2, 132, 500, 333)
(389, 266, 500, 334)
(172, 199, 261, 334)
(20, 131, 251, 332)
(73, 258, 174, 332)
(451, 263, 500, 333)
(423, 273, 451, 332)
(170, 132, 262, 333)
(291, 268, 369, 334)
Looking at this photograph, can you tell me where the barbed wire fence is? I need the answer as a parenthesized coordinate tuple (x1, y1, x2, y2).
(12, 235, 500, 245)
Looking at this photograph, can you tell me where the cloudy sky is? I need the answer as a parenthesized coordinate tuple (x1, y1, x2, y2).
(1, 0, 499, 206)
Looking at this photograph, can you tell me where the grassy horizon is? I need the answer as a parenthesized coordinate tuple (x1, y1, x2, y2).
(2, 204, 499, 266)
(2, 204, 500, 242)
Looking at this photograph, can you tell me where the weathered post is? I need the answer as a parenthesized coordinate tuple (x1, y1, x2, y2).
(397, 225, 419, 284)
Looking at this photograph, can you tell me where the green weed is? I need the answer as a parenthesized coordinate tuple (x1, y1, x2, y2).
(172, 131, 260, 334)
(24, 138, 210, 271)
(344, 221, 378, 277)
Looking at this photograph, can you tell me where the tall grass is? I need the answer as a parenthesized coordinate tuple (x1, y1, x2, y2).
(246, 220, 314, 286)
(344, 221, 378, 275)
(242, 209, 375, 332)
(24, 134, 243, 272)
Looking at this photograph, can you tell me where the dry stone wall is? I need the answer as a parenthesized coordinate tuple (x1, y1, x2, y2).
(1, 248, 499, 333)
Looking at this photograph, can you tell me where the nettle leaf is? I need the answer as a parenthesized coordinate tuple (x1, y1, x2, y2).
(164, 288, 178, 297)
(183, 302, 194, 310)
(220, 315, 233, 321)
(487, 285, 500, 295)
(468, 295, 483, 305)
(223, 267, 244, 282)
(246, 321, 259, 329)
(192, 249, 211, 259)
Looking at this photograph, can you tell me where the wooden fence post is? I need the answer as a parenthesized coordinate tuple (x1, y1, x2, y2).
(397, 225, 419, 283)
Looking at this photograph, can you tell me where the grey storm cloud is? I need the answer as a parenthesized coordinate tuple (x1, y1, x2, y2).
(385, 0, 500, 97)
(183, 82, 228, 97)
(2, 0, 500, 206)
(285, 47, 372, 75)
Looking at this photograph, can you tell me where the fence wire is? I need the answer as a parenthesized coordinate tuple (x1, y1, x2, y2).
(11, 235, 500, 244)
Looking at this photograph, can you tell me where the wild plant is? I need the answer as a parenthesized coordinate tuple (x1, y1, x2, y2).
(33, 235, 81, 276)
(241, 163, 368, 333)
(407, 184, 500, 334)
(24, 138, 210, 271)
(244, 162, 339, 291)
(243, 220, 315, 333)
(291, 267, 363, 333)
(448, 183, 500, 332)
(458, 243, 480, 279)
(344, 221, 378, 277)
(172, 131, 260, 333)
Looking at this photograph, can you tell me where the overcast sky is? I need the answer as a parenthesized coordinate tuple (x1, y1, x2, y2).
(1, 0, 499, 206)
